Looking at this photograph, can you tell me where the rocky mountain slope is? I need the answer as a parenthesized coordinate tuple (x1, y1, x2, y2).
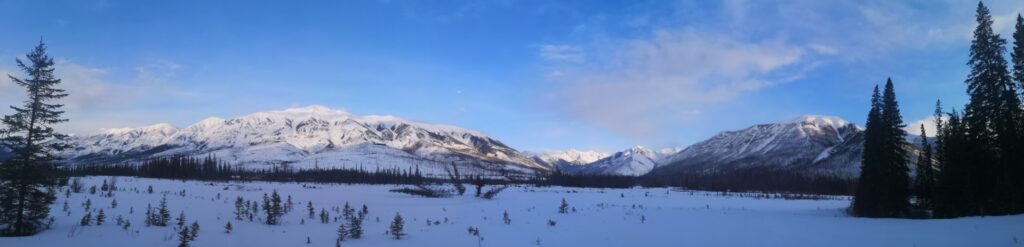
(651, 115, 868, 178)
(59, 106, 549, 176)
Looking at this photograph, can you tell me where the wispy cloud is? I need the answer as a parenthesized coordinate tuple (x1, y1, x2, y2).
(0, 59, 194, 135)
(543, 29, 808, 141)
(906, 115, 947, 137)
(538, 44, 584, 63)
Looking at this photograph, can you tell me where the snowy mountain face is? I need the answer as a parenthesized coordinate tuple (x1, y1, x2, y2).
(567, 146, 660, 176)
(652, 115, 867, 178)
(60, 106, 549, 176)
(532, 149, 610, 167)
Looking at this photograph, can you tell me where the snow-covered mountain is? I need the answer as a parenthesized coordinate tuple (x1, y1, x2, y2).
(568, 146, 660, 176)
(60, 105, 549, 176)
(532, 149, 610, 167)
(651, 115, 866, 178)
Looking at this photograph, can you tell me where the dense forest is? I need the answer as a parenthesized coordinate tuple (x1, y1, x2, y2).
(853, 3, 1024, 219)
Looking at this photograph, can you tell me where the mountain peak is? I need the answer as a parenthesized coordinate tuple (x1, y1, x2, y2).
(280, 105, 345, 114)
(785, 115, 850, 128)
(97, 123, 177, 135)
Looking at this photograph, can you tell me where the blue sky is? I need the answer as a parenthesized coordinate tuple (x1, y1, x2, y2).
(0, 0, 1021, 152)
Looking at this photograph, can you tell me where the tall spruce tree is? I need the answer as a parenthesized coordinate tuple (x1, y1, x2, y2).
(879, 79, 910, 217)
(1009, 13, 1024, 213)
(964, 2, 1023, 215)
(0, 41, 68, 236)
(935, 109, 971, 217)
(853, 79, 910, 217)
(914, 125, 935, 209)
(853, 85, 885, 217)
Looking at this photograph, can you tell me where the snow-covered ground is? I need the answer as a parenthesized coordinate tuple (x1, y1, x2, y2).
(2, 176, 1022, 247)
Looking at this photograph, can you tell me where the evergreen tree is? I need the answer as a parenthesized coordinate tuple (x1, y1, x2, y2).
(347, 213, 363, 239)
(854, 80, 911, 218)
(96, 209, 105, 225)
(80, 212, 91, 226)
(177, 225, 191, 247)
(856, 88, 888, 218)
(879, 79, 911, 217)
(189, 221, 199, 241)
(157, 196, 171, 226)
(234, 197, 244, 220)
(307, 201, 315, 219)
(558, 198, 569, 214)
(389, 213, 405, 240)
(503, 210, 511, 225)
(935, 110, 971, 217)
(932, 100, 945, 170)
(1009, 12, 1024, 213)
(176, 211, 186, 228)
(336, 222, 348, 242)
(1013, 14, 1024, 90)
(342, 202, 352, 220)
(224, 221, 232, 234)
(145, 204, 153, 226)
(914, 125, 935, 209)
(0, 41, 68, 236)
(963, 2, 1024, 215)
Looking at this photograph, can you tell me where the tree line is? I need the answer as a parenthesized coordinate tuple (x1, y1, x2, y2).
(853, 2, 1024, 218)
(63, 155, 437, 185)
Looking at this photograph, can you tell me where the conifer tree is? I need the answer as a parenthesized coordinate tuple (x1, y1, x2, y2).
(0, 41, 68, 236)
(854, 81, 911, 218)
(307, 201, 315, 219)
(190, 221, 199, 240)
(336, 222, 348, 242)
(145, 204, 154, 226)
(1009, 12, 1024, 213)
(880, 79, 911, 216)
(234, 197, 245, 220)
(80, 212, 91, 226)
(177, 225, 191, 247)
(914, 125, 935, 209)
(176, 211, 186, 228)
(224, 221, 232, 234)
(935, 109, 971, 217)
(96, 209, 105, 225)
(347, 213, 363, 239)
(963, 2, 1024, 215)
(157, 196, 171, 226)
(558, 198, 569, 214)
(389, 213, 405, 240)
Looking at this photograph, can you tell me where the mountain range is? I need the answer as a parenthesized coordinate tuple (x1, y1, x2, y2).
(59, 106, 548, 176)
(58, 106, 901, 179)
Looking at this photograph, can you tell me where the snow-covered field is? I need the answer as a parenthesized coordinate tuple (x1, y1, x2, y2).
(2, 176, 1021, 247)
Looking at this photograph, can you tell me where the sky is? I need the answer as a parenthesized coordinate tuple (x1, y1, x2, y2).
(0, 0, 1022, 153)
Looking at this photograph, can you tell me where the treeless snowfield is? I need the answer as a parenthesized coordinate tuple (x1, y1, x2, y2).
(1, 176, 1021, 247)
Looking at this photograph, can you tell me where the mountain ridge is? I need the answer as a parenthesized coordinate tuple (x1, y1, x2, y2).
(59, 105, 549, 176)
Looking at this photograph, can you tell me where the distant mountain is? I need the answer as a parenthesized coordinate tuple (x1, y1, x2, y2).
(651, 115, 868, 178)
(59, 106, 549, 176)
(570, 146, 660, 176)
(532, 149, 610, 167)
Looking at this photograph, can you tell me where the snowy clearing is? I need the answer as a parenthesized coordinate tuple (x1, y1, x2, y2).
(1, 176, 1021, 247)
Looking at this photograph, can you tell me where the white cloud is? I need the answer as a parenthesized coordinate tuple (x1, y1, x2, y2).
(905, 115, 947, 137)
(809, 44, 839, 55)
(0, 59, 192, 135)
(538, 44, 584, 63)
(545, 29, 807, 140)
